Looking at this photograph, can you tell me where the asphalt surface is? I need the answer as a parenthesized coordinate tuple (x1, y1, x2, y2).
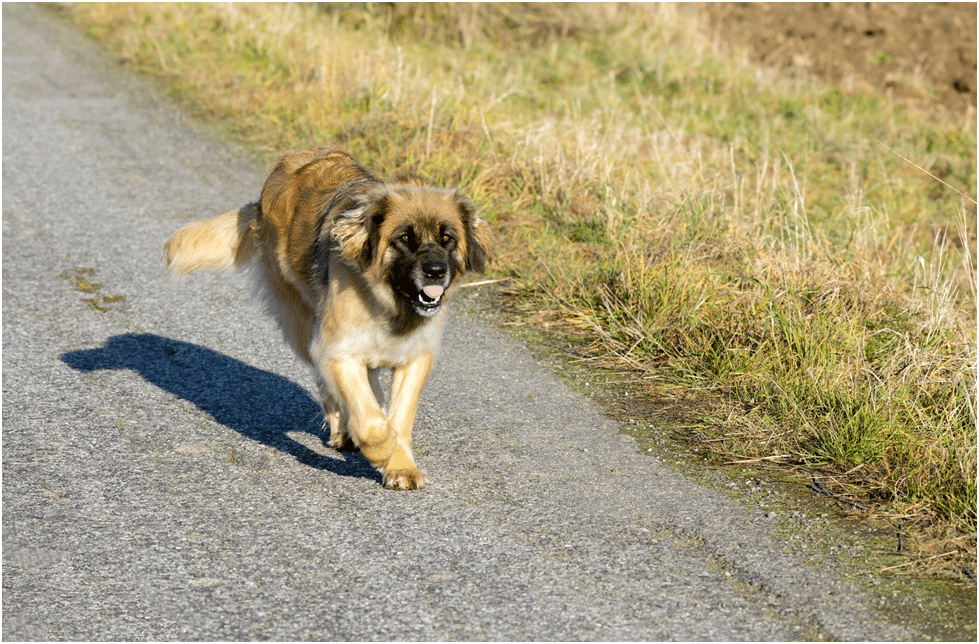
(0, 4, 944, 640)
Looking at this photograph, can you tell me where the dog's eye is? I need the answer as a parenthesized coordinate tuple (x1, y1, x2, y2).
(399, 232, 411, 245)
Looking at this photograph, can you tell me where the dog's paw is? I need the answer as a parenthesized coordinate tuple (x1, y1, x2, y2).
(327, 431, 356, 452)
(382, 467, 427, 491)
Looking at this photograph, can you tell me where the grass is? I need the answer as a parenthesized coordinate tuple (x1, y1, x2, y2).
(62, 267, 127, 312)
(60, 3, 976, 572)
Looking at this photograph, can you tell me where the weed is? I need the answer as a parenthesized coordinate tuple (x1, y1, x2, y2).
(63, 267, 127, 312)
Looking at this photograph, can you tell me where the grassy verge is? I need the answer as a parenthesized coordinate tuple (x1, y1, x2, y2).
(61, 3, 976, 575)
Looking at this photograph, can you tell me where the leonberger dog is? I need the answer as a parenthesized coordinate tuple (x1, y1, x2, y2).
(164, 146, 491, 490)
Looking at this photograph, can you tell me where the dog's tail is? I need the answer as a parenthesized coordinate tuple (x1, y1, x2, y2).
(163, 203, 260, 277)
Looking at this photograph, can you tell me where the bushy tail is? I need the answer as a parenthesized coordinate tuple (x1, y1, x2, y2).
(163, 203, 260, 277)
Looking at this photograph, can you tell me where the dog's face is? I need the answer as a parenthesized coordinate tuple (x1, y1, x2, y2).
(332, 184, 491, 319)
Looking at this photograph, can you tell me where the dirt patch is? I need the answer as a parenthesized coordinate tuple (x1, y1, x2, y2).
(699, 2, 977, 117)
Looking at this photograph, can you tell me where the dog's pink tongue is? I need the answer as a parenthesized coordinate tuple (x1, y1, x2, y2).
(422, 285, 444, 300)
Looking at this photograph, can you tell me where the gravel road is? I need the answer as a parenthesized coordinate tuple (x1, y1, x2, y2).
(0, 4, 943, 640)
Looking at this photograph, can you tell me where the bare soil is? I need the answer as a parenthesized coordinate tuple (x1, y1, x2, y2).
(699, 2, 977, 117)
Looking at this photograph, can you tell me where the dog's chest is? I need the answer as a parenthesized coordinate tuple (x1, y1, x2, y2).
(318, 316, 443, 368)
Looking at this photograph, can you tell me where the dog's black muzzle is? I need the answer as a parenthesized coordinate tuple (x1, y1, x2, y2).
(394, 248, 452, 318)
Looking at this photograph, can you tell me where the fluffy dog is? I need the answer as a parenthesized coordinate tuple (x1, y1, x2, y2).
(164, 146, 491, 489)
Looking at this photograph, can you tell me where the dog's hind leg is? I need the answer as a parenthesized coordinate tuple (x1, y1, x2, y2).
(368, 368, 386, 410)
(317, 378, 354, 451)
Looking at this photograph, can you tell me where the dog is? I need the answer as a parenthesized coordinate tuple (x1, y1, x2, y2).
(164, 146, 491, 489)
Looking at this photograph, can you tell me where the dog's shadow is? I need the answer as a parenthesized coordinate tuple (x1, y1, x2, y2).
(60, 333, 380, 482)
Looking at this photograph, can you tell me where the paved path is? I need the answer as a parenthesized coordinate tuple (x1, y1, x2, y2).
(1, 4, 931, 640)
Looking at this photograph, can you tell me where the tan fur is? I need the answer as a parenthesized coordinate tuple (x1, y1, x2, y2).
(164, 203, 260, 277)
(164, 146, 491, 490)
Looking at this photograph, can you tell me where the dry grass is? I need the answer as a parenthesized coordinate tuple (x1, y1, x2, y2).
(62, 2, 976, 572)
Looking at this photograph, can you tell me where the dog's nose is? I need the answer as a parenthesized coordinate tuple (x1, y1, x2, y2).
(422, 260, 447, 279)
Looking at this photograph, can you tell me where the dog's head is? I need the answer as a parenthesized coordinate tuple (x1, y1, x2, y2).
(332, 183, 491, 318)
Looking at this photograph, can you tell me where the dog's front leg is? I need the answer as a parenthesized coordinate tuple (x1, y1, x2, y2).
(324, 358, 397, 473)
(382, 352, 434, 490)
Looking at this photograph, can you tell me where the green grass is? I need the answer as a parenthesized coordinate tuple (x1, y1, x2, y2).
(62, 3, 976, 553)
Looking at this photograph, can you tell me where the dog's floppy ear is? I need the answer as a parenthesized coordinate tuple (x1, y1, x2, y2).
(454, 192, 492, 274)
(331, 192, 388, 268)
